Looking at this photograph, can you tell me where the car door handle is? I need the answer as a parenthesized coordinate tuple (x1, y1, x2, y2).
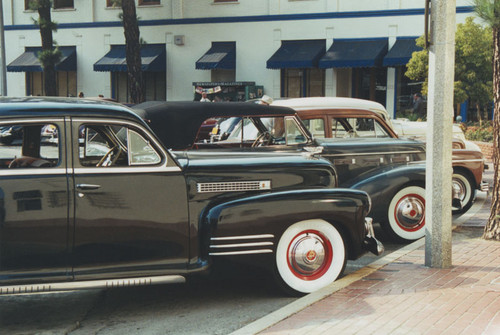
(76, 184, 101, 190)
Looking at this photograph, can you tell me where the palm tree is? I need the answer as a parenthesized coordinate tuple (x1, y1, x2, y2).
(120, 0, 144, 103)
(30, 0, 61, 96)
(474, 0, 500, 240)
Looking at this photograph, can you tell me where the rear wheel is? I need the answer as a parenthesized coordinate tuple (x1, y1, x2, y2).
(383, 185, 426, 242)
(275, 219, 346, 295)
(452, 172, 475, 214)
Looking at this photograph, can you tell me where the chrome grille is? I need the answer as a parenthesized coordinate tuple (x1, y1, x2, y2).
(197, 180, 271, 193)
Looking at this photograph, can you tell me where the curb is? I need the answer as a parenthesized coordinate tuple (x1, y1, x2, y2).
(230, 191, 488, 335)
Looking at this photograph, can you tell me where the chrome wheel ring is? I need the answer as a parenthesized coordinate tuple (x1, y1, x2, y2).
(394, 193, 425, 231)
(287, 230, 332, 280)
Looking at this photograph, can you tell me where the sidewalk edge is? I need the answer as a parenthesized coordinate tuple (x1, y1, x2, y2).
(229, 238, 425, 335)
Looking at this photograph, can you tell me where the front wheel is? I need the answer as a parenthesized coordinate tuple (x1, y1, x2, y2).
(275, 219, 346, 295)
(382, 185, 426, 242)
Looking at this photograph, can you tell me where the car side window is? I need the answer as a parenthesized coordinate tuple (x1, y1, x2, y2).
(285, 118, 308, 145)
(79, 124, 161, 167)
(0, 123, 59, 169)
(352, 118, 390, 138)
(301, 118, 325, 138)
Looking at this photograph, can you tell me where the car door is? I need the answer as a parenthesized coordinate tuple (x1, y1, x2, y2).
(0, 119, 70, 284)
(71, 118, 189, 280)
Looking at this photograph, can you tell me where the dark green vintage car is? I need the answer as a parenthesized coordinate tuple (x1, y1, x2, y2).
(0, 97, 382, 296)
(136, 100, 485, 243)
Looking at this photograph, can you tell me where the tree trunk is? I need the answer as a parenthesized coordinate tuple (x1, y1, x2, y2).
(37, 2, 57, 96)
(121, 0, 144, 104)
(484, 26, 500, 240)
(476, 102, 483, 126)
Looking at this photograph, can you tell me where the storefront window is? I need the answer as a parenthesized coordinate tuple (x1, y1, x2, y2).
(211, 69, 235, 82)
(282, 68, 325, 98)
(53, 0, 74, 9)
(352, 67, 386, 107)
(113, 72, 166, 103)
(394, 66, 424, 119)
(26, 71, 77, 97)
(138, 0, 160, 5)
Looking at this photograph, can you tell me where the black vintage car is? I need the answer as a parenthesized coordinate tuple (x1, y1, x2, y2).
(133, 101, 471, 243)
(0, 97, 382, 296)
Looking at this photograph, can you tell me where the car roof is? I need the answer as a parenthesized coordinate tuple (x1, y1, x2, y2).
(132, 101, 296, 150)
(272, 97, 391, 120)
(0, 96, 141, 121)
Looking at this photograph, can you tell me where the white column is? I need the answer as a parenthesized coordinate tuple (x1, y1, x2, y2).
(425, 0, 456, 268)
(271, 29, 281, 98)
(0, 1, 7, 96)
(325, 28, 335, 96)
(386, 26, 398, 118)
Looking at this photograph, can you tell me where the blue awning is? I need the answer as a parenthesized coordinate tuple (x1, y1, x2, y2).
(266, 40, 325, 69)
(94, 44, 166, 72)
(319, 38, 388, 68)
(7, 46, 76, 72)
(196, 42, 235, 70)
(383, 37, 422, 66)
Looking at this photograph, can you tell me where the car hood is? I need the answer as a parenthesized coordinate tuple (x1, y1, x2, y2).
(172, 150, 338, 199)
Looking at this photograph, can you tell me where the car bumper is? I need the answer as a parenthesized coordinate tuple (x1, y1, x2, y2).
(480, 181, 489, 193)
(363, 217, 384, 256)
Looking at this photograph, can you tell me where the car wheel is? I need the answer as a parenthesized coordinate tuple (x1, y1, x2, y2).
(383, 185, 426, 242)
(452, 172, 475, 214)
(275, 219, 346, 295)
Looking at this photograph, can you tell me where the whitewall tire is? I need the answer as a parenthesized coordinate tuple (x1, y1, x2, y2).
(275, 219, 346, 295)
(386, 185, 426, 241)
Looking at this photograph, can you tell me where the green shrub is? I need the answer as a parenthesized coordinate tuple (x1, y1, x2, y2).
(463, 121, 493, 142)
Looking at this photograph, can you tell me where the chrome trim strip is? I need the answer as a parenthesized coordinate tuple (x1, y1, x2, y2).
(0, 118, 65, 125)
(211, 234, 274, 241)
(209, 250, 273, 256)
(73, 166, 181, 174)
(0, 275, 186, 295)
(0, 168, 67, 176)
(322, 150, 423, 158)
(210, 242, 273, 249)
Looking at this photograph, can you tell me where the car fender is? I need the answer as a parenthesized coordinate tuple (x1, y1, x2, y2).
(345, 164, 426, 222)
(201, 189, 371, 261)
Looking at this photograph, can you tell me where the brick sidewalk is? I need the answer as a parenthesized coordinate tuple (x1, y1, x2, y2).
(261, 232, 500, 335)
(259, 170, 500, 335)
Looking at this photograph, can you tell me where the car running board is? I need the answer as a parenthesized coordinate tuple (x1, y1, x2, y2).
(0, 275, 186, 295)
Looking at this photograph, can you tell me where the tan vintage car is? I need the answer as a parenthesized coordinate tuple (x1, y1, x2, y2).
(273, 97, 488, 217)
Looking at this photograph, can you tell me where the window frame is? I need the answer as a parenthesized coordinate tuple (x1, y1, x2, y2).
(73, 119, 167, 170)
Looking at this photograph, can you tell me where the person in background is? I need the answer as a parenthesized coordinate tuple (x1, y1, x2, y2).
(260, 95, 273, 105)
(78, 92, 84, 98)
(200, 92, 211, 102)
(412, 93, 424, 119)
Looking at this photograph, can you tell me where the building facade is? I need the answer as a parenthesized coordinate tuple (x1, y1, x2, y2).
(2, 0, 474, 116)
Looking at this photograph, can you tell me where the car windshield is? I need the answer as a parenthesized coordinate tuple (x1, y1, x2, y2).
(195, 115, 309, 148)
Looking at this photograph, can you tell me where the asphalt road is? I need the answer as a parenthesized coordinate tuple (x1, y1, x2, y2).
(0, 223, 402, 335)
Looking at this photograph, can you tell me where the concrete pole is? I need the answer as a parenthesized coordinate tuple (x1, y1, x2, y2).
(0, 1, 7, 96)
(424, 0, 456, 268)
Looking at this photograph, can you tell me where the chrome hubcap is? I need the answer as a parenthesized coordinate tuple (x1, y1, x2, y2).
(452, 178, 467, 202)
(288, 232, 327, 277)
(395, 194, 425, 230)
